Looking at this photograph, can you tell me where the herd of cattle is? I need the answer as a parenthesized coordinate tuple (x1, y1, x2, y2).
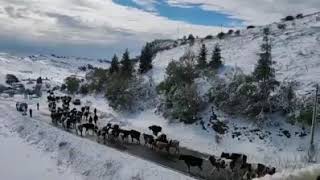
(28, 91, 276, 180)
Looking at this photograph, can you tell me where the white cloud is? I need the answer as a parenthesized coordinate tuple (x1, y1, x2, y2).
(166, 0, 320, 25)
(132, 0, 158, 11)
(0, 0, 224, 57)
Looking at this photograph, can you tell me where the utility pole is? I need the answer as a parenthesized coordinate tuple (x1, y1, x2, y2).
(309, 84, 319, 162)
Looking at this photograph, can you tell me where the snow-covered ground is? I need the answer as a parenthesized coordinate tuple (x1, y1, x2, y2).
(0, 96, 194, 180)
(0, 117, 82, 180)
(0, 53, 109, 84)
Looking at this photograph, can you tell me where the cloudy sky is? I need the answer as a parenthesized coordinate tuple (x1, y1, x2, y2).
(0, 0, 319, 58)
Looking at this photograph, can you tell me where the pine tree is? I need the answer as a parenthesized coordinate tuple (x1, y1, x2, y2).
(209, 44, 222, 69)
(139, 43, 153, 73)
(253, 28, 279, 112)
(188, 34, 195, 45)
(109, 54, 119, 74)
(120, 49, 133, 78)
(197, 44, 207, 68)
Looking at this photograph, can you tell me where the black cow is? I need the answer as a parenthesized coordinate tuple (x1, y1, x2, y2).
(243, 163, 276, 178)
(148, 125, 162, 136)
(179, 155, 203, 173)
(89, 116, 93, 124)
(94, 114, 98, 124)
(77, 123, 98, 136)
(119, 129, 131, 142)
(129, 130, 141, 144)
(143, 133, 155, 147)
(221, 152, 247, 166)
(156, 134, 168, 143)
(97, 125, 112, 142)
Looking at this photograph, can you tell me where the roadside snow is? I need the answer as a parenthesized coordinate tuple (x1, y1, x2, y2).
(0, 115, 82, 180)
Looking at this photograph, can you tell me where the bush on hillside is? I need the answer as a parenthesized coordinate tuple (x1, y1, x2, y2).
(79, 84, 90, 95)
(217, 32, 225, 39)
(105, 73, 155, 112)
(283, 16, 295, 21)
(235, 30, 240, 36)
(247, 25, 255, 29)
(85, 68, 109, 93)
(298, 109, 313, 125)
(277, 23, 286, 30)
(5, 74, 19, 85)
(228, 29, 234, 35)
(64, 76, 81, 94)
(157, 49, 203, 123)
(205, 35, 214, 39)
(296, 13, 303, 19)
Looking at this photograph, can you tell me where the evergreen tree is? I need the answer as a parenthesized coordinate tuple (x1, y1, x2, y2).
(109, 54, 119, 74)
(253, 28, 279, 112)
(120, 49, 133, 77)
(197, 44, 207, 68)
(209, 44, 222, 69)
(139, 43, 153, 73)
(188, 34, 195, 45)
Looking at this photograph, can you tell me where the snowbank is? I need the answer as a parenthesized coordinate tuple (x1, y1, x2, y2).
(0, 118, 81, 180)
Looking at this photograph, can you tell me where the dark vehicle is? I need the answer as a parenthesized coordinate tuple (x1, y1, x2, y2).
(73, 99, 81, 105)
(16, 102, 28, 112)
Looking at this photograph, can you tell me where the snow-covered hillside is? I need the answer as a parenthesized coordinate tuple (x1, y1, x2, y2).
(152, 13, 320, 95)
(0, 53, 110, 84)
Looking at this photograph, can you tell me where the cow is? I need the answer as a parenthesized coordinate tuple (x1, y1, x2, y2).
(179, 155, 203, 173)
(143, 133, 155, 148)
(129, 130, 141, 144)
(221, 152, 247, 167)
(93, 114, 98, 124)
(154, 141, 169, 153)
(156, 134, 168, 143)
(63, 118, 76, 130)
(119, 129, 131, 142)
(209, 156, 225, 172)
(242, 163, 276, 178)
(77, 123, 98, 136)
(168, 140, 180, 154)
(148, 125, 162, 136)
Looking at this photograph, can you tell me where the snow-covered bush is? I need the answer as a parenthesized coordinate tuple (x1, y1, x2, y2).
(270, 81, 297, 115)
(0, 84, 7, 93)
(208, 72, 263, 116)
(205, 35, 214, 39)
(283, 15, 295, 21)
(85, 68, 109, 93)
(64, 76, 81, 94)
(217, 32, 225, 39)
(157, 50, 204, 123)
(5, 74, 19, 85)
(79, 84, 90, 95)
(105, 73, 156, 112)
(235, 30, 241, 36)
(277, 23, 287, 30)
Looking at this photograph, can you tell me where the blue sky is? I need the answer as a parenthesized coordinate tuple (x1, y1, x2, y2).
(114, 0, 243, 27)
(0, 0, 318, 58)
